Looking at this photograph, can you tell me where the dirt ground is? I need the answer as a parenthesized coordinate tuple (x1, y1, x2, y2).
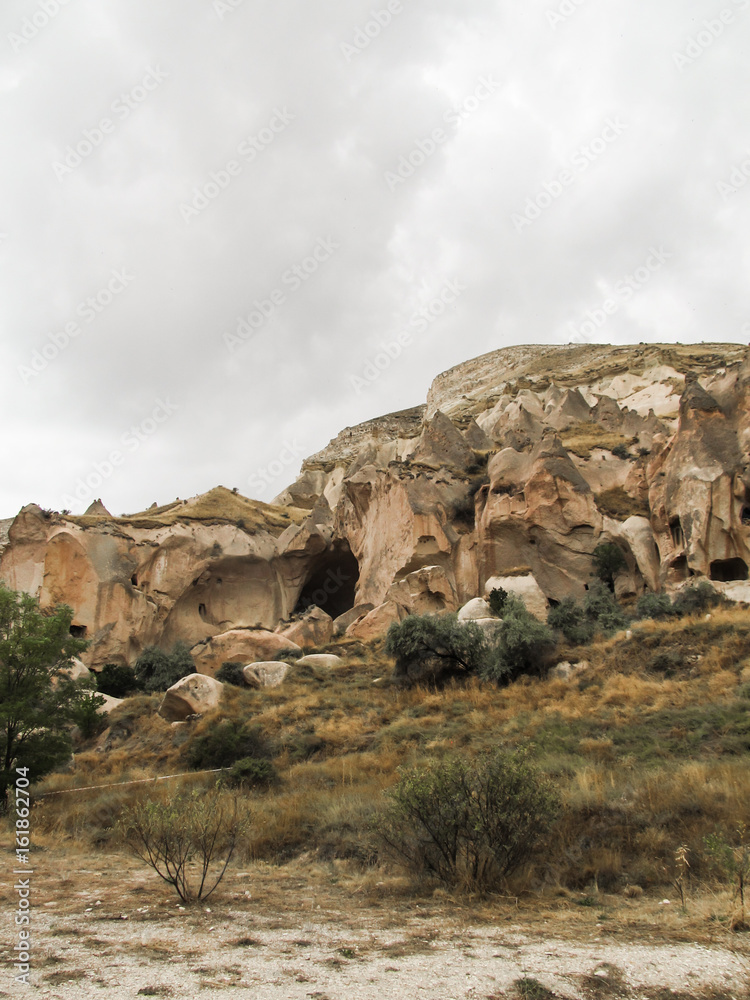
(2, 846, 749, 999)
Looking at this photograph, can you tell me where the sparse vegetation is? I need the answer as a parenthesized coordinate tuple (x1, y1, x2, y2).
(215, 662, 247, 687)
(592, 543, 627, 590)
(380, 748, 558, 891)
(560, 422, 632, 459)
(594, 486, 649, 520)
(134, 642, 195, 694)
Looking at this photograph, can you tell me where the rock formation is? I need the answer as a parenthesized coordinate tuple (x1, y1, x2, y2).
(3, 343, 750, 672)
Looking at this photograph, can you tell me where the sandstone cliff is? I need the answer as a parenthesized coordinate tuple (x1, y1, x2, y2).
(2, 343, 749, 671)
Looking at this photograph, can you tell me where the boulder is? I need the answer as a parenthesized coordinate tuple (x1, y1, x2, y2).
(346, 601, 408, 641)
(483, 574, 549, 620)
(278, 607, 333, 648)
(386, 565, 458, 615)
(295, 653, 343, 668)
(158, 673, 224, 722)
(472, 617, 503, 638)
(243, 661, 290, 688)
(457, 597, 491, 621)
(96, 693, 124, 714)
(54, 657, 92, 686)
(332, 603, 375, 636)
(191, 629, 301, 677)
(549, 660, 589, 682)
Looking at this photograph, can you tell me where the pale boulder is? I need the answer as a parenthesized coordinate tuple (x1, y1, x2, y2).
(191, 629, 302, 677)
(243, 661, 290, 688)
(158, 673, 224, 722)
(484, 574, 548, 620)
(457, 597, 491, 621)
(346, 601, 408, 641)
(279, 607, 333, 648)
(295, 653, 343, 669)
(333, 603, 375, 636)
(96, 693, 124, 714)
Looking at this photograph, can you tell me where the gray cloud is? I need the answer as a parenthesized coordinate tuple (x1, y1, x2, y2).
(1, 0, 749, 514)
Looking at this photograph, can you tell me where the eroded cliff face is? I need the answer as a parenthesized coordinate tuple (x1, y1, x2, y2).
(3, 343, 749, 671)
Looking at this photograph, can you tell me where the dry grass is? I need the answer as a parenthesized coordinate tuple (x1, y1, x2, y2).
(561, 422, 633, 459)
(595, 486, 650, 520)
(64, 485, 308, 535)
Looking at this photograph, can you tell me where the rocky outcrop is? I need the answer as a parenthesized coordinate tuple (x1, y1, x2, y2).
(3, 344, 750, 670)
(243, 662, 290, 688)
(158, 673, 224, 722)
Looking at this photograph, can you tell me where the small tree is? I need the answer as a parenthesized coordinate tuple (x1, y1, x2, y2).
(134, 641, 195, 693)
(216, 662, 247, 687)
(488, 587, 509, 617)
(380, 748, 559, 892)
(386, 613, 487, 684)
(71, 680, 106, 739)
(583, 581, 629, 634)
(705, 826, 750, 926)
(186, 720, 272, 770)
(547, 597, 595, 645)
(119, 788, 249, 903)
(0, 585, 89, 808)
(97, 663, 140, 698)
(482, 595, 555, 682)
(592, 543, 626, 591)
(635, 591, 676, 621)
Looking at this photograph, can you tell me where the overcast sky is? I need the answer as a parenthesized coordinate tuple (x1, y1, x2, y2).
(2, 0, 749, 517)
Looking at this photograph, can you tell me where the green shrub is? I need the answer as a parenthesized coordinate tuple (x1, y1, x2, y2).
(611, 443, 631, 460)
(386, 613, 487, 685)
(488, 587, 509, 617)
(186, 720, 272, 770)
(97, 663, 140, 698)
(635, 592, 676, 621)
(379, 748, 559, 891)
(134, 641, 195, 693)
(71, 684, 106, 739)
(673, 582, 727, 617)
(481, 595, 555, 682)
(583, 581, 629, 634)
(226, 757, 278, 789)
(547, 597, 595, 645)
(592, 543, 627, 590)
(216, 662, 247, 687)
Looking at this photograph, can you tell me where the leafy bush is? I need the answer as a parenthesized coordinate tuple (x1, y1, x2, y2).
(481, 596, 555, 682)
(488, 587, 509, 617)
(71, 682, 106, 739)
(547, 597, 595, 645)
(97, 663, 140, 698)
(673, 582, 726, 617)
(186, 720, 272, 770)
(583, 581, 629, 634)
(592, 543, 627, 590)
(386, 613, 487, 684)
(216, 662, 247, 687)
(119, 789, 249, 902)
(226, 756, 278, 789)
(134, 641, 195, 693)
(635, 592, 677, 621)
(379, 748, 559, 891)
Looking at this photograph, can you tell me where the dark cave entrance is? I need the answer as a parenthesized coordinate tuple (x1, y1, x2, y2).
(294, 542, 359, 619)
(69, 624, 87, 638)
(709, 557, 748, 582)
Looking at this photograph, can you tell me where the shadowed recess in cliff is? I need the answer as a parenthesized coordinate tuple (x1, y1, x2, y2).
(294, 541, 359, 619)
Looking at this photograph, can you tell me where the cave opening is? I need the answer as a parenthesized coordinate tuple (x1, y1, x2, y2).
(669, 517, 684, 548)
(69, 624, 87, 638)
(294, 542, 359, 620)
(741, 506, 750, 526)
(709, 557, 749, 582)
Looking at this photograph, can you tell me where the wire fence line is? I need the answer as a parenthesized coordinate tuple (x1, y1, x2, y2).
(34, 768, 228, 800)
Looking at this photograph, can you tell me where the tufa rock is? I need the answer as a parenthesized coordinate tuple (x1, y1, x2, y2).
(243, 661, 290, 688)
(158, 673, 224, 722)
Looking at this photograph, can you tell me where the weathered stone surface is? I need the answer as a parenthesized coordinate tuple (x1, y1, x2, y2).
(191, 629, 301, 677)
(295, 653, 343, 668)
(483, 574, 548, 620)
(458, 597, 491, 621)
(549, 660, 589, 681)
(59, 657, 92, 683)
(97, 693, 124, 714)
(243, 661, 290, 688)
(332, 603, 375, 636)
(278, 607, 333, 648)
(5, 344, 750, 666)
(346, 601, 408, 640)
(158, 673, 223, 722)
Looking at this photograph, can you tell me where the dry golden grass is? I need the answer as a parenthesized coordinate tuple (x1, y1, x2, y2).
(595, 486, 650, 520)
(561, 422, 632, 459)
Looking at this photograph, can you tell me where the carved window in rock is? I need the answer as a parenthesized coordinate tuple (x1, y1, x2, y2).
(669, 517, 684, 548)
